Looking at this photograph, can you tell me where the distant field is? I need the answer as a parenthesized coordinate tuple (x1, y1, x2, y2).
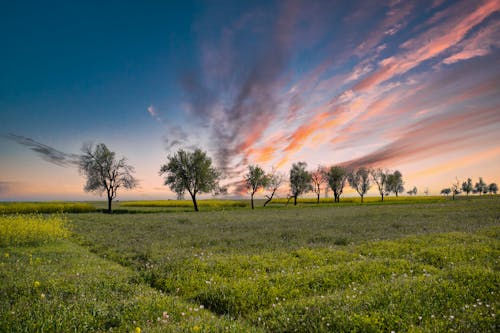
(0, 202, 96, 214)
(1, 195, 499, 331)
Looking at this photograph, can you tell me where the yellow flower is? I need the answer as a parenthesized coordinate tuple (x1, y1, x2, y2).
(34, 281, 41, 288)
(40, 293, 45, 300)
(193, 325, 200, 332)
(134, 327, 141, 333)
(4, 253, 9, 258)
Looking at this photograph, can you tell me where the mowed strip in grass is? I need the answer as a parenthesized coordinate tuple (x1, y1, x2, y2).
(68, 196, 500, 332)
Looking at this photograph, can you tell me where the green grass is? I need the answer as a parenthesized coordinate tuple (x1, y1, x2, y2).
(121, 199, 248, 209)
(0, 202, 96, 214)
(1, 196, 499, 331)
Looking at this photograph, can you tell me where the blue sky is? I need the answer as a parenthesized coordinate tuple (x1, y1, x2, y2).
(1, 0, 499, 200)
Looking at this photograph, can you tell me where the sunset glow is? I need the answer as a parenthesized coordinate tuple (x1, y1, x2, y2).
(1, 0, 499, 200)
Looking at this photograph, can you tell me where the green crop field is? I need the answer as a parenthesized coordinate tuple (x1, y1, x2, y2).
(1, 196, 499, 332)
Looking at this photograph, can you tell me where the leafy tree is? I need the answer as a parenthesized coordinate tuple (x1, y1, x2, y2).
(311, 166, 326, 204)
(263, 170, 284, 207)
(79, 143, 137, 213)
(348, 167, 371, 203)
(159, 148, 221, 211)
(474, 177, 487, 195)
(244, 165, 269, 209)
(440, 188, 451, 196)
(371, 168, 389, 201)
(385, 170, 404, 197)
(461, 178, 473, 196)
(326, 165, 347, 203)
(488, 183, 498, 194)
(289, 162, 312, 206)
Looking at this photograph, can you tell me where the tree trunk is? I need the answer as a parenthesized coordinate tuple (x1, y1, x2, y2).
(251, 193, 255, 210)
(381, 193, 384, 202)
(107, 195, 113, 214)
(360, 194, 364, 203)
(294, 194, 298, 206)
(191, 193, 199, 211)
(395, 192, 398, 198)
(317, 192, 320, 204)
(263, 189, 276, 207)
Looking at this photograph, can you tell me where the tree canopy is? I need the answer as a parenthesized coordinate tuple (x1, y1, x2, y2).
(289, 162, 313, 205)
(348, 167, 371, 203)
(244, 165, 269, 209)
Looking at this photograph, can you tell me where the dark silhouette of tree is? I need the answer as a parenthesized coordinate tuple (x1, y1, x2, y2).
(79, 143, 137, 213)
(244, 165, 269, 209)
(348, 167, 371, 203)
(371, 168, 389, 201)
(407, 186, 417, 196)
(488, 183, 498, 194)
(474, 177, 487, 195)
(385, 170, 404, 197)
(451, 179, 461, 200)
(441, 188, 451, 196)
(461, 178, 473, 196)
(289, 162, 312, 206)
(263, 170, 284, 207)
(159, 148, 221, 212)
(311, 166, 326, 204)
(326, 165, 347, 203)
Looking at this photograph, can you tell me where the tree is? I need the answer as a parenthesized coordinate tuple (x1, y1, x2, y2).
(488, 183, 498, 194)
(263, 170, 284, 207)
(423, 187, 429, 196)
(311, 166, 326, 204)
(451, 179, 461, 200)
(289, 162, 312, 206)
(370, 168, 389, 201)
(244, 165, 269, 209)
(348, 167, 371, 203)
(326, 166, 347, 203)
(79, 143, 137, 213)
(407, 186, 417, 196)
(385, 170, 404, 197)
(461, 178, 473, 196)
(474, 177, 487, 195)
(440, 188, 451, 196)
(159, 148, 221, 212)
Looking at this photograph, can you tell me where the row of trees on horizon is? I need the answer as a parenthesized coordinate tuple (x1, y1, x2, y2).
(78, 143, 497, 213)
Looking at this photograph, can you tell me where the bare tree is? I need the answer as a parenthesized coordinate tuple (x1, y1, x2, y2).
(79, 143, 137, 213)
(371, 168, 389, 201)
(326, 165, 347, 203)
(289, 162, 313, 206)
(451, 178, 461, 200)
(311, 165, 327, 204)
(159, 148, 221, 211)
(423, 187, 429, 196)
(406, 186, 417, 196)
(244, 165, 269, 209)
(348, 167, 371, 203)
(263, 170, 285, 207)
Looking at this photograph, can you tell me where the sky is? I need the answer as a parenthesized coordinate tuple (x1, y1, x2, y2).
(1, 0, 499, 201)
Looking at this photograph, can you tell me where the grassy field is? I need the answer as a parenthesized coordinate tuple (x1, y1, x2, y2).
(1, 196, 499, 332)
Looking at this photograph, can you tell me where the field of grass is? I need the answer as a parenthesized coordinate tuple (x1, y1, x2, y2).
(1, 196, 499, 331)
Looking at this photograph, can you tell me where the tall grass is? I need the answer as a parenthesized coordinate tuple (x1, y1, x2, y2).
(0, 202, 96, 214)
(0, 214, 70, 246)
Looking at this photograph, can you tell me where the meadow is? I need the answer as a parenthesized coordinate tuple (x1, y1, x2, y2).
(1, 196, 499, 332)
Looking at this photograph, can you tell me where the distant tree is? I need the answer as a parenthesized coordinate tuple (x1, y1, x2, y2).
(423, 187, 429, 196)
(461, 178, 473, 196)
(371, 168, 389, 201)
(451, 179, 461, 200)
(348, 167, 371, 203)
(326, 165, 347, 203)
(263, 170, 285, 207)
(289, 162, 313, 206)
(407, 186, 417, 196)
(440, 188, 451, 196)
(474, 177, 487, 195)
(79, 143, 137, 213)
(488, 183, 498, 194)
(244, 165, 269, 210)
(385, 170, 404, 197)
(159, 148, 221, 212)
(311, 166, 327, 204)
